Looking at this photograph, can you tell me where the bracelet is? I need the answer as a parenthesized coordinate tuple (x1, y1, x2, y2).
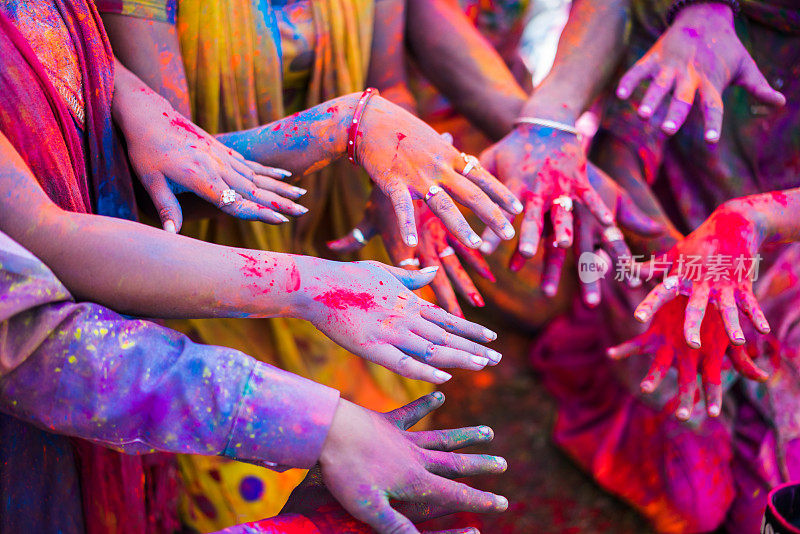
(347, 87, 379, 165)
(514, 117, 580, 136)
(666, 0, 740, 25)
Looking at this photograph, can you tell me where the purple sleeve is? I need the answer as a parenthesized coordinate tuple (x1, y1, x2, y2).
(0, 232, 339, 470)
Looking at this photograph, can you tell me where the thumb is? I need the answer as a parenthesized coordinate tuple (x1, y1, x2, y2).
(385, 392, 445, 429)
(383, 264, 439, 290)
(142, 172, 183, 233)
(736, 56, 786, 107)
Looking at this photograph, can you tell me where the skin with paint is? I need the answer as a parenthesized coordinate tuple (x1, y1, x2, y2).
(318, 392, 508, 534)
(0, 132, 503, 384)
(616, 3, 785, 142)
(112, 60, 303, 230)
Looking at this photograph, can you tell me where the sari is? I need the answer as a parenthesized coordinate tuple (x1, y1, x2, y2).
(0, 2, 179, 533)
(96, 0, 431, 529)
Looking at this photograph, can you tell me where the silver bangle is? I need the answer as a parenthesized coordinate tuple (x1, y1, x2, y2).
(514, 117, 580, 136)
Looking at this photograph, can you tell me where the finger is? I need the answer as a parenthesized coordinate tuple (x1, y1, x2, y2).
(735, 288, 771, 334)
(616, 58, 656, 100)
(439, 250, 485, 308)
(600, 227, 632, 270)
(541, 241, 566, 298)
(327, 221, 377, 253)
(461, 159, 523, 215)
(684, 285, 710, 348)
(424, 451, 507, 478)
(576, 207, 601, 307)
(222, 166, 308, 216)
(385, 391, 445, 430)
(699, 80, 724, 143)
(550, 199, 574, 248)
(616, 193, 666, 236)
(411, 320, 502, 365)
(410, 425, 494, 451)
(577, 186, 614, 227)
(442, 175, 515, 241)
(735, 55, 786, 107)
(220, 195, 291, 224)
(676, 355, 699, 421)
(383, 264, 440, 290)
(607, 337, 646, 360)
(448, 236, 496, 282)
(634, 279, 679, 322)
(518, 189, 546, 257)
(718, 287, 745, 345)
(252, 174, 307, 199)
(419, 304, 497, 343)
(372, 344, 452, 384)
(426, 189, 482, 249)
(397, 332, 490, 371)
(699, 350, 723, 418)
(728, 345, 769, 382)
(349, 493, 420, 534)
(638, 69, 676, 118)
(418, 476, 508, 514)
(660, 77, 696, 135)
(240, 158, 293, 180)
(139, 171, 184, 233)
(641, 346, 675, 394)
(418, 239, 463, 317)
(386, 182, 419, 246)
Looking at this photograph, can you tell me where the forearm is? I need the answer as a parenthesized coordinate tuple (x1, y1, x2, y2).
(725, 189, 800, 246)
(406, 0, 526, 139)
(520, 0, 629, 123)
(0, 297, 338, 468)
(368, 0, 417, 113)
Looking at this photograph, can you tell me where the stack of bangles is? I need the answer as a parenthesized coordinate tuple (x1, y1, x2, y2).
(513, 117, 582, 139)
(347, 87, 379, 165)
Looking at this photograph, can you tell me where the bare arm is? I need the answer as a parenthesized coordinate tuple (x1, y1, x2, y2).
(367, 0, 417, 112)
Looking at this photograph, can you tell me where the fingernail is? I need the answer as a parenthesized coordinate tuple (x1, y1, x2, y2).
(662, 120, 677, 133)
(733, 333, 745, 344)
(433, 370, 452, 383)
(291, 186, 307, 196)
(478, 425, 493, 436)
(641, 381, 655, 393)
(634, 310, 648, 322)
(494, 456, 508, 470)
(639, 105, 652, 116)
(496, 496, 509, 510)
(501, 224, 515, 239)
(275, 213, 290, 223)
(407, 234, 418, 246)
(585, 292, 600, 306)
(676, 408, 690, 421)
(431, 391, 445, 402)
(276, 168, 293, 177)
(688, 335, 701, 348)
(420, 266, 439, 275)
(617, 87, 629, 99)
(296, 205, 309, 214)
(483, 328, 497, 341)
(519, 243, 535, 256)
(760, 321, 771, 333)
(471, 355, 490, 367)
(469, 292, 485, 307)
(469, 233, 482, 247)
(629, 277, 642, 288)
(479, 241, 493, 254)
(512, 199, 524, 214)
(709, 404, 720, 417)
(542, 284, 556, 297)
(486, 349, 502, 364)
(705, 129, 719, 142)
(163, 219, 177, 233)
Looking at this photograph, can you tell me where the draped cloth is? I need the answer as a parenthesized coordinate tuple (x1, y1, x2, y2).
(0, 3, 179, 533)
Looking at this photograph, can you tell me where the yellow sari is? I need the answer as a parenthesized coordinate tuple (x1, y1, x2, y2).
(170, 0, 431, 530)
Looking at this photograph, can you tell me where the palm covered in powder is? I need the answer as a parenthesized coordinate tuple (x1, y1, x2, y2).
(298, 260, 501, 384)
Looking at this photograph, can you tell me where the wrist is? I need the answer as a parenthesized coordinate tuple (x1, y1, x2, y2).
(670, 1, 735, 26)
(319, 398, 356, 468)
(718, 198, 768, 247)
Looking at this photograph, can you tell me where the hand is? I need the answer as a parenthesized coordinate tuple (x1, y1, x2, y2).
(357, 96, 523, 249)
(504, 163, 664, 306)
(609, 297, 768, 420)
(632, 203, 770, 348)
(112, 64, 307, 231)
(318, 393, 508, 534)
(478, 125, 615, 261)
(616, 3, 785, 142)
(297, 259, 502, 383)
(329, 192, 495, 318)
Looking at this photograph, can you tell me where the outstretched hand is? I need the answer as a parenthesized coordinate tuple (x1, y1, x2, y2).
(616, 3, 785, 142)
(316, 393, 507, 534)
(299, 259, 501, 384)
